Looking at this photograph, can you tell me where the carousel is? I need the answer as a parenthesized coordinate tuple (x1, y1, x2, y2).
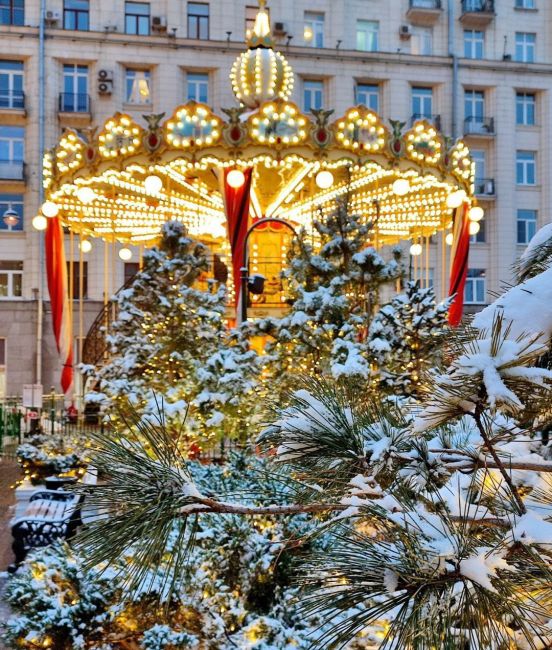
(36, 0, 482, 388)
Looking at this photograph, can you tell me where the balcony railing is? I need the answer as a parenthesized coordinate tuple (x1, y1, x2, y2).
(410, 0, 442, 8)
(0, 160, 25, 181)
(462, 0, 494, 12)
(464, 116, 495, 135)
(0, 91, 25, 110)
(411, 113, 441, 130)
(474, 177, 495, 197)
(58, 92, 91, 113)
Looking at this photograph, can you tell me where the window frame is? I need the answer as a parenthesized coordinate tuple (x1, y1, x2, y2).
(356, 19, 379, 53)
(515, 32, 536, 63)
(517, 209, 537, 244)
(186, 71, 209, 104)
(0, 60, 24, 109)
(187, 2, 209, 40)
(125, 1, 150, 36)
(303, 79, 324, 112)
(0, 261, 23, 299)
(0, 0, 24, 26)
(463, 29, 484, 59)
(410, 26, 433, 56)
(304, 11, 324, 48)
(62, 63, 89, 112)
(125, 68, 152, 105)
(516, 150, 537, 185)
(67, 261, 89, 300)
(0, 193, 23, 231)
(355, 83, 379, 111)
(63, 0, 89, 31)
(411, 86, 433, 120)
(464, 269, 486, 305)
(516, 92, 536, 126)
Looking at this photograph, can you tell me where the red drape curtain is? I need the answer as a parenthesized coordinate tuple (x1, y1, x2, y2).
(45, 217, 73, 394)
(222, 168, 253, 319)
(448, 203, 471, 327)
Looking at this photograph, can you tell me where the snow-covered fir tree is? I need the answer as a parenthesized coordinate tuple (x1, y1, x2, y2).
(253, 200, 403, 392)
(66, 223, 552, 649)
(89, 221, 259, 444)
(368, 280, 451, 397)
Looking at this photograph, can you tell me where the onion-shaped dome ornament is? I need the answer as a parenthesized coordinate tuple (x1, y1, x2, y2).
(230, 0, 294, 109)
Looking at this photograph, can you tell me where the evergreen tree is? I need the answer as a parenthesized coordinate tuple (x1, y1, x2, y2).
(90, 221, 260, 444)
(253, 200, 403, 391)
(73, 224, 552, 650)
(368, 280, 451, 397)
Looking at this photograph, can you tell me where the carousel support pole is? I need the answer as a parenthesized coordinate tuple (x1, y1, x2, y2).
(69, 231, 75, 401)
(425, 235, 430, 288)
(78, 235, 84, 385)
(441, 229, 447, 301)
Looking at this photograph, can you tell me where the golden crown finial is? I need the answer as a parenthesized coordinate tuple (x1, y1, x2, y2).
(247, 0, 273, 48)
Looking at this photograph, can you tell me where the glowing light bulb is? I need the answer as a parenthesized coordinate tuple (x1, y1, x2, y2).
(32, 215, 48, 231)
(41, 201, 59, 218)
(446, 190, 466, 209)
(469, 221, 480, 236)
(469, 206, 484, 222)
(76, 187, 96, 204)
(119, 247, 132, 261)
(80, 239, 92, 253)
(144, 175, 163, 194)
(392, 178, 410, 196)
(445, 232, 454, 246)
(315, 170, 334, 189)
(226, 169, 246, 188)
(410, 243, 423, 256)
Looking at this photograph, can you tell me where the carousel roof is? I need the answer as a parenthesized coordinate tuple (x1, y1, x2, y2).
(40, 2, 476, 246)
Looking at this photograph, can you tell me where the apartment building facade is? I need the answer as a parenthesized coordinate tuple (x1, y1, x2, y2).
(0, 0, 550, 396)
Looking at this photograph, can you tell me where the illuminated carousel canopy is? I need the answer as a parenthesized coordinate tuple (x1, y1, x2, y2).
(40, 1, 478, 248)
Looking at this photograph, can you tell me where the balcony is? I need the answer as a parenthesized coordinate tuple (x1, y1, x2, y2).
(406, 0, 443, 26)
(464, 116, 495, 137)
(460, 0, 495, 27)
(0, 91, 25, 111)
(474, 177, 496, 198)
(0, 160, 25, 181)
(411, 113, 441, 130)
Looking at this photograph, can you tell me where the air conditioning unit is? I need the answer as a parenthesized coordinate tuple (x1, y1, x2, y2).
(104, 25, 118, 33)
(44, 10, 61, 25)
(98, 69, 114, 95)
(273, 21, 287, 35)
(151, 16, 167, 32)
(399, 24, 412, 39)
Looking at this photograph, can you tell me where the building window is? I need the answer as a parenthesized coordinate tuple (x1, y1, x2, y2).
(515, 0, 535, 7)
(356, 20, 378, 52)
(67, 261, 88, 299)
(304, 12, 324, 48)
(125, 69, 151, 104)
(0, 261, 22, 298)
(0, 60, 24, 109)
(516, 92, 536, 125)
(411, 86, 433, 120)
(0, 0, 24, 25)
(61, 64, 89, 112)
(470, 217, 486, 243)
(0, 338, 5, 398)
(125, 2, 150, 35)
(517, 209, 537, 244)
(355, 83, 379, 111)
(303, 79, 324, 112)
(0, 126, 24, 180)
(471, 149, 486, 192)
(515, 32, 536, 62)
(124, 262, 140, 285)
(0, 194, 23, 231)
(188, 2, 209, 39)
(464, 269, 486, 304)
(464, 89, 485, 127)
(516, 151, 536, 185)
(464, 30, 484, 59)
(187, 72, 209, 103)
(64, 0, 89, 30)
(411, 27, 433, 56)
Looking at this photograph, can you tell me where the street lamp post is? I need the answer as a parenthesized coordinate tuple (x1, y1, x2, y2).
(239, 217, 298, 323)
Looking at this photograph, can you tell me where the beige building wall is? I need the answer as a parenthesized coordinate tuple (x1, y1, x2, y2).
(0, 0, 550, 395)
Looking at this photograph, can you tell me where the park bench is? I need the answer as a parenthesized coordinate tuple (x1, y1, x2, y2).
(11, 489, 82, 566)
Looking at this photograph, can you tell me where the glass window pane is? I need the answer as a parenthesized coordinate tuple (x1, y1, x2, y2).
(12, 272, 21, 296)
(0, 274, 8, 297)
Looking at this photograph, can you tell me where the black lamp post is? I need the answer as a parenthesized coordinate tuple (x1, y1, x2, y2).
(240, 217, 298, 323)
